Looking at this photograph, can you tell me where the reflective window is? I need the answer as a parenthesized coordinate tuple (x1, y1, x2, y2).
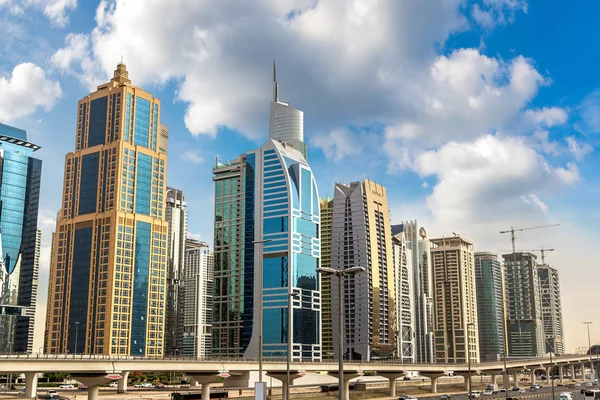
(131, 221, 151, 355)
(264, 217, 288, 234)
(263, 308, 287, 344)
(263, 256, 288, 288)
(135, 153, 152, 215)
(68, 227, 92, 354)
(293, 252, 317, 290)
(79, 152, 99, 215)
(88, 96, 107, 147)
(300, 168, 312, 214)
(124, 93, 132, 142)
(293, 217, 317, 237)
(134, 97, 151, 148)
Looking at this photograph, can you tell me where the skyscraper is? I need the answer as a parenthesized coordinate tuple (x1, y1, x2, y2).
(212, 64, 321, 361)
(165, 187, 187, 355)
(182, 238, 214, 359)
(391, 230, 415, 362)
(474, 252, 507, 361)
(393, 221, 434, 363)
(331, 178, 395, 361)
(430, 236, 479, 363)
(45, 64, 169, 356)
(319, 197, 334, 359)
(502, 252, 545, 357)
(0, 122, 42, 354)
(537, 264, 564, 355)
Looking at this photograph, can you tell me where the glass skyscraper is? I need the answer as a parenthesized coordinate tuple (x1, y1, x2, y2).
(212, 66, 321, 360)
(0, 122, 42, 354)
(45, 64, 169, 356)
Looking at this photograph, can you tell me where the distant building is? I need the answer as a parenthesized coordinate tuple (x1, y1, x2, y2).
(391, 230, 415, 362)
(393, 221, 434, 363)
(331, 178, 396, 361)
(431, 236, 479, 363)
(0, 122, 42, 354)
(319, 197, 334, 359)
(537, 264, 564, 355)
(165, 188, 187, 355)
(502, 252, 545, 357)
(182, 239, 213, 358)
(474, 252, 507, 361)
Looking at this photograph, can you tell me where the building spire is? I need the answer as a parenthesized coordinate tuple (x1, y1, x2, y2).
(273, 59, 278, 102)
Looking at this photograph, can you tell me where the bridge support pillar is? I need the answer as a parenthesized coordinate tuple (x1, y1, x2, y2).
(267, 371, 307, 400)
(490, 373, 497, 386)
(380, 372, 405, 396)
(530, 370, 536, 384)
(88, 385, 100, 400)
(580, 363, 586, 380)
(512, 371, 518, 387)
(187, 373, 228, 400)
(503, 373, 510, 389)
(421, 373, 445, 394)
(559, 365, 564, 384)
(24, 372, 38, 399)
(571, 364, 575, 380)
(546, 367, 552, 382)
(117, 371, 129, 393)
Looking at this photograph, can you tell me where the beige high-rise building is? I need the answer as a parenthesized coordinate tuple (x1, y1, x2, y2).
(431, 236, 479, 363)
(45, 64, 169, 356)
(331, 178, 396, 361)
(319, 197, 334, 359)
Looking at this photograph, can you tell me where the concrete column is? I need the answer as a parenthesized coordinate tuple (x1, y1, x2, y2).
(117, 371, 129, 393)
(512, 371, 518, 387)
(465, 374, 471, 390)
(546, 367, 552, 383)
(559, 365, 564, 384)
(282, 381, 290, 400)
(530, 370, 536, 384)
(503, 373, 510, 389)
(491, 373, 497, 386)
(24, 372, 39, 399)
(581, 363, 586, 380)
(571, 364, 576, 380)
(201, 383, 211, 400)
(380, 373, 404, 397)
(87, 385, 100, 400)
(421, 373, 444, 394)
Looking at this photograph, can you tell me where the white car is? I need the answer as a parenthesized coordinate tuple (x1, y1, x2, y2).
(575, 383, 582, 387)
(45, 390, 59, 399)
(109, 382, 117, 388)
(59, 384, 74, 389)
(559, 392, 573, 400)
(483, 389, 494, 395)
(405, 397, 418, 400)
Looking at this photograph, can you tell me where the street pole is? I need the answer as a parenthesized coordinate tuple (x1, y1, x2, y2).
(286, 289, 292, 400)
(550, 349, 555, 400)
(503, 352, 508, 398)
(585, 322, 593, 383)
(338, 272, 344, 400)
(467, 322, 474, 400)
(253, 238, 272, 389)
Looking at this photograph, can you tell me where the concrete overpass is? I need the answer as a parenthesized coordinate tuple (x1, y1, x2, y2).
(0, 353, 597, 400)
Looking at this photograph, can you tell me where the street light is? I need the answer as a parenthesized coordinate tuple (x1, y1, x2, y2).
(253, 238, 272, 395)
(317, 266, 366, 400)
(467, 322, 475, 400)
(74, 322, 80, 356)
(546, 339, 556, 400)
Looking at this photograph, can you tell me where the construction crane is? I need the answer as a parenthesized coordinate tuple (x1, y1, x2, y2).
(500, 224, 559, 357)
(501, 247, 556, 264)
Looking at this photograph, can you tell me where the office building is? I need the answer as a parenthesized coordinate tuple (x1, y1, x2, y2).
(45, 63, 169, 356)
(213, 65, 321, 360)
(391, 230, 415, 362)
(537, 264, 564, 355)
(474, 252, 507, 361)
(393, 221, 434, 363)
(331, 178, 395, 361)
(165, 187, 187, 355)
(431, 236, 479, 363)
(319, 197, 334, 359)
(182, 239, 214, 358)
(0, 122, 42, 354)
(502, 252, 545, 357)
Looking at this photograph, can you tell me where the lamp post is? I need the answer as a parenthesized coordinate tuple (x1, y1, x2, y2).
(546, 338, 556, 400)
(317, 266, 366, 400)
(584, 322, 594, 383)
(467, 322, 475, 400)
(503, 351, 508, 398)
(74, 321, 80, 356)
(253, 238, 272, 390)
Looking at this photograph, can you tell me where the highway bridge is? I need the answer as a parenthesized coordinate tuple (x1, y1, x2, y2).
(0, 353, 597, 400)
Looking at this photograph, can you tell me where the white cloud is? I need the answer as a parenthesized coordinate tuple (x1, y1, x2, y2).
(472, 0, 527, 29)
(50, 33, 89, 71)
(0, 63, 62, 122)
(0, 0, 77, 27)
(565, 137, 593, 162)
(311, 128, 373, 162)
(182, 150, 205, 164)
(578, 88, 600, 134)
(413, 134, 579, 223)
(524, 106, 568, 128)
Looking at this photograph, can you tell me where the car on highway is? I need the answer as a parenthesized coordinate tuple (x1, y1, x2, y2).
(519, 389, 527, 393)
(576, 383, 582, 387)
(506, 397, 518, 400)
(499, 388, 507, 392)
(587, 382, 594, 387)
(440, 394, 451, 400)
(405, 396, 418, 400)
(484, 389, 494, 395)
(134, 382, 154, 388)
(512, 386, 521, 391)
(155, 383, 165, 388)
(45, 390, 59, 399)
(398, 396, 409, 400)
(59, 384, 74, 389)
(560, 393, 573, 400)
(530, 386, 537, 391)
(108, 382, 117, 388)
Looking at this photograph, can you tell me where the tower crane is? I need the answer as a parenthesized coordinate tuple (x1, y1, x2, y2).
(500, 224, 559, 358)
(501, 247, 556, 265)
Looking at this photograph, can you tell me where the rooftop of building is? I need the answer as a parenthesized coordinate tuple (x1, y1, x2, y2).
(0, 122, 40, 151)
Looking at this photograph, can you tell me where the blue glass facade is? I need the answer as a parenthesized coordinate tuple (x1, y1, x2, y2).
(78, 152, 99, 215)
(135, 153, 152, 215)
(68, 227, 92, 354)
(134, 97, 151, 148)
(88, 96, 108, 146)
(124, 93, 132, 142)
(241, 153, 255, 351)
(131, 221, 151, 355)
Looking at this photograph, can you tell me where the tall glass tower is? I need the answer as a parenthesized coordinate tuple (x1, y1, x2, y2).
(212, 66, 321, 360)
(46, 64, 169, 356)
(0, 122, 42, 354)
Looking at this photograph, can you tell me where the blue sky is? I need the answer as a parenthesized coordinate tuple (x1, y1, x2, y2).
(1, 0, 598, 351)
